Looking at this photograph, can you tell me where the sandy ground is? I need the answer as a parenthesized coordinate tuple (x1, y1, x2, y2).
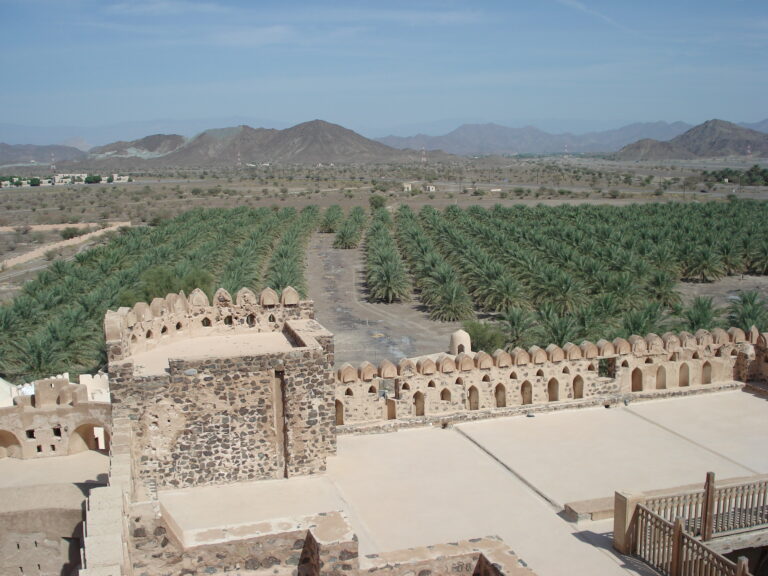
(677, 274, 768, 307)
(306, 232, 460, 366)
(158, 389, 766, 576)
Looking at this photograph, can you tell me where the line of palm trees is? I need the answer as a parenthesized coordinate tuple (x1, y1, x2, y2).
(0, 207, 313, 383)
(332, 206, 367, 249)
(364, 209, 410, 304)
(371, 201, 768, 348)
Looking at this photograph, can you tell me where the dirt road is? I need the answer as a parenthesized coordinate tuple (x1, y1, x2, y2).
(305, 233, 460, 367)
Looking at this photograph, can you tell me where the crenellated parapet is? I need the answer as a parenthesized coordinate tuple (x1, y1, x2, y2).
(104, 286, 313, 363)
(0, 377, 111, 460)
(334, 326, 768, 427)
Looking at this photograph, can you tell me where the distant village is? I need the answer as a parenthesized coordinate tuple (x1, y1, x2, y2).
(0, 173, 131, 188)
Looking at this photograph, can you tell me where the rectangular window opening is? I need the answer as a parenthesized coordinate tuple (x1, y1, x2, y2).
(36, 445, 42, 453)
(52, 427, 62, 437)
(26, 429, 35, 439)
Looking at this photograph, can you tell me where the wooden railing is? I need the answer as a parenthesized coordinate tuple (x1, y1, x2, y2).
(711, 478, 768, 536)
(636, 505, 675, 575)
(645, 490, 704, 535)
(679, 531, 742, 576)
(633, 506, 751, 576)
(644, 473, 768, 540)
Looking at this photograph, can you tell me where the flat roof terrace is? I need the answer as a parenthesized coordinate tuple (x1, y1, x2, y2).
(128, 332, 296, 376)
(158, 390, 768, 576)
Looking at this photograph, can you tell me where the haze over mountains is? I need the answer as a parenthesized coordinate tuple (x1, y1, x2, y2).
(1, 118, 767, 168)
(377, 121, 698, 155)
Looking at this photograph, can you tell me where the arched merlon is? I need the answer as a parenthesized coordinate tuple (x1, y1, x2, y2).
(104, 286, 315, 362)
(333, 326, 765, 426)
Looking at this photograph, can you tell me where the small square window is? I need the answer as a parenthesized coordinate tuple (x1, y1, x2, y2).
(52, 427, 62, 437)
(36, 445, 42, 453)
(26, 429, 36, 439)
(50, 445, 56, 452)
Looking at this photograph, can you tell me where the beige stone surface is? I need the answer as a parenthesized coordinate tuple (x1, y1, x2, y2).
(626, 391, 768, 473)
(143, 391, 768, 576)
(128, 331, 296, 376)
(0, 450, 108, 488)
(0, 483, 86, 514)
(159, 475, 344, 547)
(457, 390, 768, 506)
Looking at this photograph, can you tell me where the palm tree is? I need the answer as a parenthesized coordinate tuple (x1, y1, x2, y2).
(621, 302, 669, 338)
(428, 279, 473, 322)
(676, 297, 722, 332)
(727, 291, 768, 332)
(684, 246, 726, 282)
(535, 304, 579, 347)
(500, 307, 536, 349)
(646, 270, 682, 309)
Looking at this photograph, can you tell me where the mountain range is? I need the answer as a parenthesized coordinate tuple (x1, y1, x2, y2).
(1, 120, 422, 168)
(615, 120, 768, 160)
(376, 121, 699, 155)
(1, 118, 767, 168)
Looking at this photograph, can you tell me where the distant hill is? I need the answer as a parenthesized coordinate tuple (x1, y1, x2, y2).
(260, 120, 408, 164)
(740, 119, 768, 134)
(0, 143, 86, 167)
(142, 120, 416, 166)
(158, 126, 278, 166)
(616, 120, 768, 160)
(377, 121, 693, 155)
(614, 139, 696, 161)
(90, 134, 187, 159)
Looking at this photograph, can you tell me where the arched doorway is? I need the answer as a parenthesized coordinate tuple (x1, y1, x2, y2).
(335, 400, 344, 425)
(0, 430, 21, 459)
(440, 388, 451, 401)
(631, 368, 643, 392)
(495, 384, 506, 408)
(702, 361, 712, 384)
(547, 378, 559, 402)
(521, 381, 532, 405)
(414, 392, 425, 416)
(468, 386, 479, 410)
(656, 366, 666, 390)
(69, 423, 110, 455)
(573, 375, 584, 399)
(679, 363, 690, 387)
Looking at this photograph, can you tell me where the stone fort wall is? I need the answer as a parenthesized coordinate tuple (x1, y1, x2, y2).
(105, 287, 336, 493)
(334, 326, 768, 427)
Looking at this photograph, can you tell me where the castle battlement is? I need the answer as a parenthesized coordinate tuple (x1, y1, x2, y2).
(333, 326, 768, 427)
(104, 286, 314, 363)
(0, 377, 111, 460)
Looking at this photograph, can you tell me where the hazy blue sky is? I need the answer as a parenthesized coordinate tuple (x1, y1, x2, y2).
(1, 0, 766, 137)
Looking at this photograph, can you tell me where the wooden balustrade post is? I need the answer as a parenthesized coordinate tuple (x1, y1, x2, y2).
(702, 471, 716, 541)
(671, 518, 683, 576)
(736, 556, 749, 576)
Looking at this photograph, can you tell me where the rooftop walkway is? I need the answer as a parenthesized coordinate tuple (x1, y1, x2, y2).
(159, 389, 768, 576)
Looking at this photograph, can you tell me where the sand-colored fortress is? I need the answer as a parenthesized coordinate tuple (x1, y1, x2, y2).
(2, 288, 767, 576)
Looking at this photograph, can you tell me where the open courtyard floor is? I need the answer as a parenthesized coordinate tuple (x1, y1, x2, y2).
(158, 389, 768, 576)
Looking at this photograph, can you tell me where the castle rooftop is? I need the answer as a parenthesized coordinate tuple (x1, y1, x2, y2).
(127, 331, 297, 376)
(153, 389, 768, 576)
